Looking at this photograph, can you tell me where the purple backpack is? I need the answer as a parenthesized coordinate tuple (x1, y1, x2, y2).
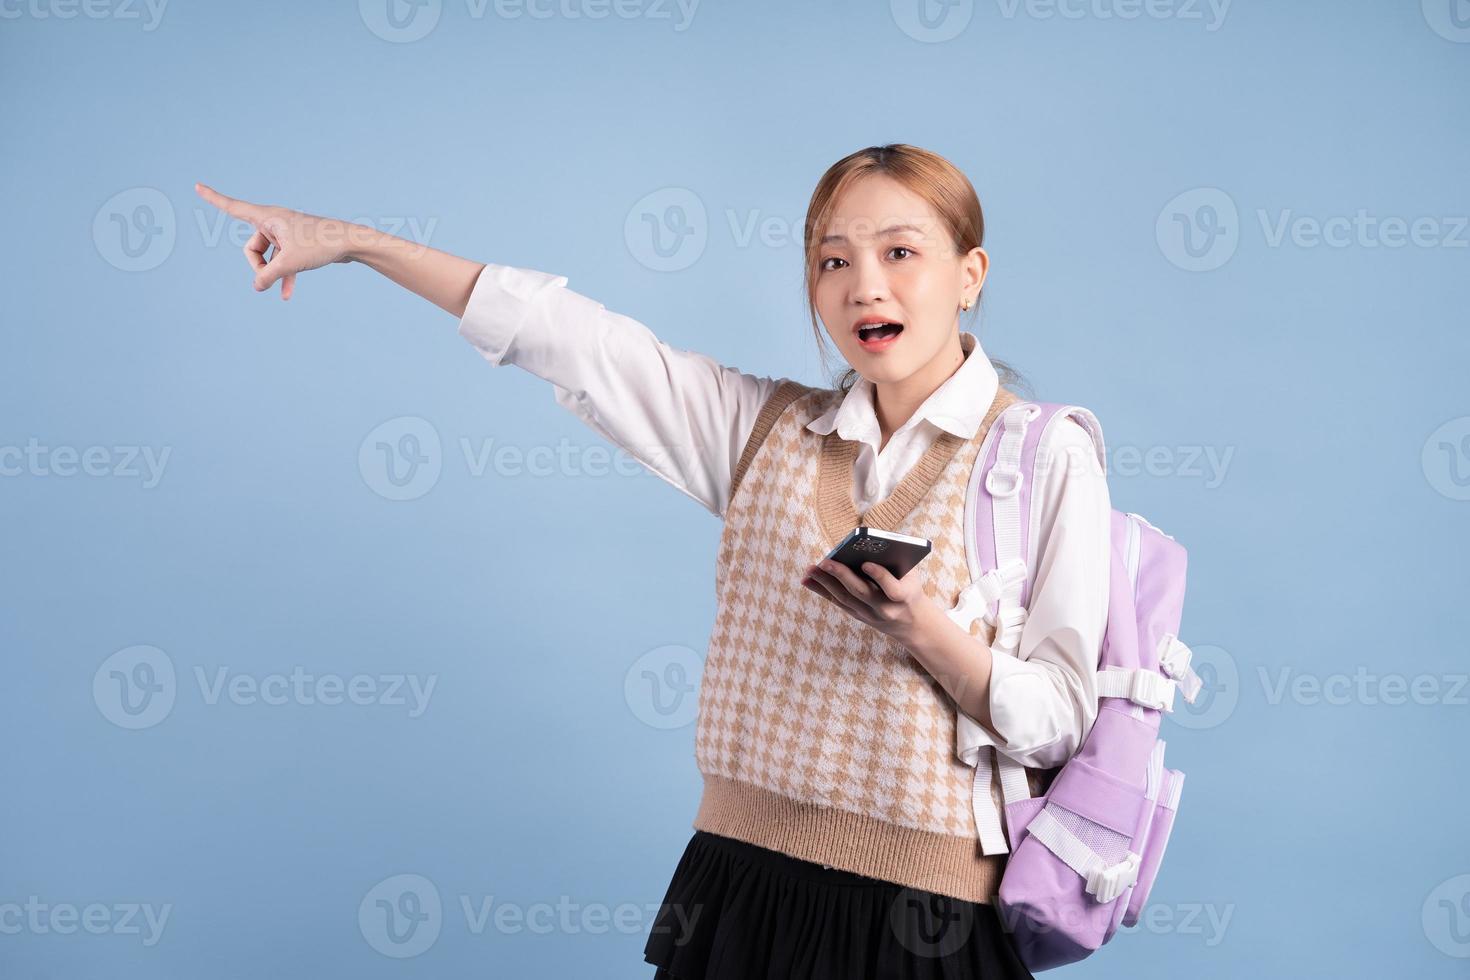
(947, 400, 1203, 972)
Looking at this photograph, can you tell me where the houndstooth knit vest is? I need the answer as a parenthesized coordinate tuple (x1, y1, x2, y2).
(692, 377, 1054, 904)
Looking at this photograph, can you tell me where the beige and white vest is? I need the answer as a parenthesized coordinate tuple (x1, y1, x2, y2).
(692, 379, 1053, 904)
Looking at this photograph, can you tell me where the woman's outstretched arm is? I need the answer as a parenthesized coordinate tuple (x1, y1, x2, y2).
(194, 181, 786, 518)
(194, 182, 484, 314)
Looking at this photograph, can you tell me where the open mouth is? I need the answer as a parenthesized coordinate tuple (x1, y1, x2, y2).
(856, 322, 904, 348)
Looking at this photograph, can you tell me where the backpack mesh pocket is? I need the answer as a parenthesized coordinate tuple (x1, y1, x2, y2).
(1044, 800, 1132, 867)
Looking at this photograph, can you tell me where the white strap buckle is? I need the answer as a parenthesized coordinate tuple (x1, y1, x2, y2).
(1086, 851, 1141, 904)
(1023, 808, 1140, 905)
(1158, 633, 1203, 703)
(946, 558, 1026, 631)
(989, 603, 1027, 655)
(1096, 667, 1177, 712)
(1129, 669, 1176, 712)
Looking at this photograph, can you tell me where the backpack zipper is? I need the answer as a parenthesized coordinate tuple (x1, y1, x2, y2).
(1125, 512, 1142, 598)
(1125, 510, 1175, 541)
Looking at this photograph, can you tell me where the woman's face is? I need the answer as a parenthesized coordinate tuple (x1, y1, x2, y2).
(812, 174, 986, 386)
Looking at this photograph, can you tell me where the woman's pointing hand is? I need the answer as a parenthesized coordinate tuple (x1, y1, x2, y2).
(194, 182, 360, 301)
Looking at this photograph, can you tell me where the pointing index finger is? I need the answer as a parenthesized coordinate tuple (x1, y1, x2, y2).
(194, 182, 261, 222)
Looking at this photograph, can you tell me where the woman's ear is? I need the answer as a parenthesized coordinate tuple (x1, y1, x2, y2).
(965, 246, 989, 296)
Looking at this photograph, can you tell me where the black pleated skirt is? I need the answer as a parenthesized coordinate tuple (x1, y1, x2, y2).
(643, 830, 1035, 980)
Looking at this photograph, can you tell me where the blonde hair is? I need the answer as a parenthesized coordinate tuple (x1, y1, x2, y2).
(801, 143, 1028, 397)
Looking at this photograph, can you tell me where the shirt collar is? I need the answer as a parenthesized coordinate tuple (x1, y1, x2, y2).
(805, 331, 1000, 446)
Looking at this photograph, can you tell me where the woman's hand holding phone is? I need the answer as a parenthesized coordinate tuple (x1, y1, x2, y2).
(798, 527, 939, 647)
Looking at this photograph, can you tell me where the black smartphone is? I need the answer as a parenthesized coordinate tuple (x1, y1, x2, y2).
(823, 526, 933, 582)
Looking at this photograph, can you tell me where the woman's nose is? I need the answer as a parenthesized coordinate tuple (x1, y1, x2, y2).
(849, 263, 890, 304)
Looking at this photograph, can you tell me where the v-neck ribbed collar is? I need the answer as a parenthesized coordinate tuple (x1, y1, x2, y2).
(809, 332, 1015, 545)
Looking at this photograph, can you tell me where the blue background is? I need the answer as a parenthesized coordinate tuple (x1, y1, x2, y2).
(3, 0, 1468, 976)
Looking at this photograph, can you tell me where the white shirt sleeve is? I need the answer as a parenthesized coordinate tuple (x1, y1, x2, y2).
(456, 263, 785, 519)
(955, 416, 1111, 770)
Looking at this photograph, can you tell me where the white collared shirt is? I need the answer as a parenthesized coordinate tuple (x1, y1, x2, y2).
(802, 328, 1001, 513)
(457, 263, 1111, 775)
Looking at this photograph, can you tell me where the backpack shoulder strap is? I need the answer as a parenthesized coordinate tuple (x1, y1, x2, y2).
(969, 401, 1108, 605)
(1019, 404, 1107, 607)
(953, 397, 1107, 855)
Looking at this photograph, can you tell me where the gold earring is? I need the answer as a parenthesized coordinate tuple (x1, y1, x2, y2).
(961, 296, 972, 311)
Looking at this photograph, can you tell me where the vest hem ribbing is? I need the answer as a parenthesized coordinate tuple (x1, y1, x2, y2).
(692, 773, 1007, 905)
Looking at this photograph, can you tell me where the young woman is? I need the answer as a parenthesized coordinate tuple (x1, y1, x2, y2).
(197, 143, 1110, 979)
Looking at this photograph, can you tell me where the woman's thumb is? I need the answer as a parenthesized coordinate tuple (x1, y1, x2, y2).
(254, 255, 288, 292)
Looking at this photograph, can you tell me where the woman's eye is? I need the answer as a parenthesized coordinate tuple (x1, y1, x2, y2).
(819, 249, 910, 271)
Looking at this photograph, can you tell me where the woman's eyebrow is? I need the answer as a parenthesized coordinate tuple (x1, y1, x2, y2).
(819, 223, 927, 245)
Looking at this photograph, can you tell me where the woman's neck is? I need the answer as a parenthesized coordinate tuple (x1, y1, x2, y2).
(872, 332, 968, 452)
